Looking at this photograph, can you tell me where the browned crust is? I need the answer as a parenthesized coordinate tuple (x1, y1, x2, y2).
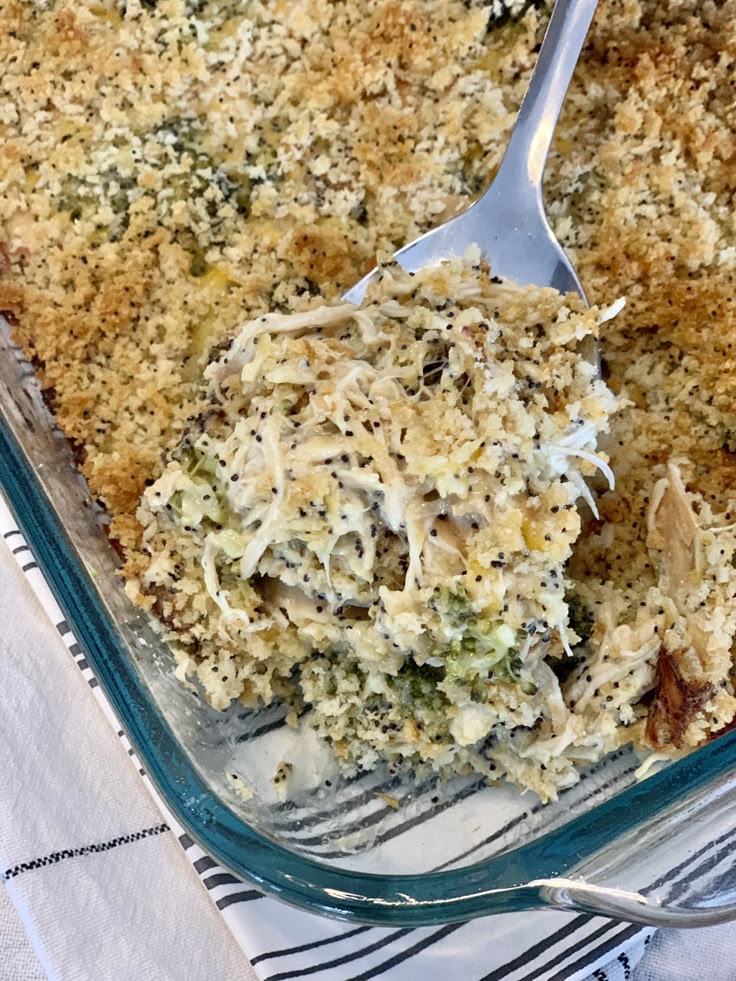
(0, 0, 513, 545)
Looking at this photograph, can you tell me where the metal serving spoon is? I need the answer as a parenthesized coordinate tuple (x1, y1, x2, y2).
(343, 0, 598, 306)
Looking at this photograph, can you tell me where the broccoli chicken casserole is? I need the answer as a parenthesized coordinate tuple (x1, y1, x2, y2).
(2, 0, 736, 800)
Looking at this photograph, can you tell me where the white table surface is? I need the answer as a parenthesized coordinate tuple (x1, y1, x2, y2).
(1, 530, 734, 980)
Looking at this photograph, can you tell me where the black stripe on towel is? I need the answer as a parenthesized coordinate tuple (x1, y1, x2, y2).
(263, 929, 415, 981)
(215, 890, 262, 910)
(2, 823, 170, 880)
(236, 713, 293, 743)
(545, 924, 642, 981)
(517, 920, 620, 981)
(347, 923, 466, 981)
(488, 821, 736, 981)
(435, 754, 637, 873)
(204, 872, 243, 890)
(344, 818, 736, 981)
(309, 778, 486, 859)
(479, 915, 593, 981)
(251, 927, 372, 967)
(194, 855, 218, 875)
(254, 756, 637, 967)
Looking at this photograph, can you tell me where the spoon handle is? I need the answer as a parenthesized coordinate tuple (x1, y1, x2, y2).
(493, 0, 599, 194)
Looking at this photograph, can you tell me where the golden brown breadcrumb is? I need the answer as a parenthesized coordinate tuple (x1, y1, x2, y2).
(0, 0, 534, 546)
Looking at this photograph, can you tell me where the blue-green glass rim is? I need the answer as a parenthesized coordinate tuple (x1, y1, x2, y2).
(2, 412, 736, 926)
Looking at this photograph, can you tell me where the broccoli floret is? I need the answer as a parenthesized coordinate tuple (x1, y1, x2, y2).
(57, 112, 262, 272)
(547, 594, 593, 684)
(57, 168, 137, 241)
(547, 595, 595, 684)
(149, 115, 251, 275)
(430, 585, 520, 685)
(151, 117, 250, 211)
(428, 585, 538, 695)
(429, 584, 475, 627)
(442, 619, 517, 679)
(57, 176, 85, 221)
(567, 594, 594, 645)
(388, 661, 447, 710)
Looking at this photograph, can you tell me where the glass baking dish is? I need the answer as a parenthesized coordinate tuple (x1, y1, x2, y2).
(2, 313, 736, 928)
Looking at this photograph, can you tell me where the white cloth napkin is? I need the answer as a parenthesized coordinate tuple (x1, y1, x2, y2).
(0, 885, 46, 980)
(0, 514, 253, 981)
(0, 493, 678, 980)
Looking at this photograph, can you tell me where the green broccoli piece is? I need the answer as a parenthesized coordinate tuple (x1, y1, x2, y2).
(152, 116, 250, 214)
(442, 620, 517, 680)
(57, 176, 85, 221)
(546, 594, 594, 684)
(430, 585, 520, 684)
(149, 115, 251, 275)
(567, 594, 594, 645)
(388, 661, 447, 710)
(428, 584, 475, 627)
(57, 168, 137, 241)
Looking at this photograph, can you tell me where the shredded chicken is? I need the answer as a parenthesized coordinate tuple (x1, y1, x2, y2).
(647, 464, 700, 595)
(131, 256, 621, 800)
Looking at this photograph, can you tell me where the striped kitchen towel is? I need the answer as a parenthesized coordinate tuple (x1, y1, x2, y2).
(0, 493, 657, 981)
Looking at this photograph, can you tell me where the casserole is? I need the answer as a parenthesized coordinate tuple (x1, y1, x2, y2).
(3, 0, 736, 928)
(3, 315, 736, 927)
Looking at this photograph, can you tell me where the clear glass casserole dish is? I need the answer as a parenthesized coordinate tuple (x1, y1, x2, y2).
(2, 314, 736, 928)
